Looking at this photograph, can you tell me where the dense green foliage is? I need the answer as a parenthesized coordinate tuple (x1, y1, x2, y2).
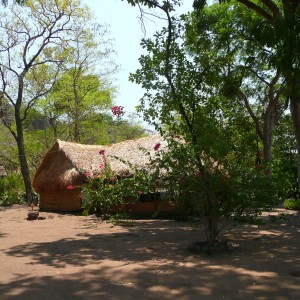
(283, 198, 300, 210)
(125, 0, 298, 244)
(0, 173, 25, 206)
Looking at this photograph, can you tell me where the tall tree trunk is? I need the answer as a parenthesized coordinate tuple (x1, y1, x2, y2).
(290, 97, 300, 190)
(74, 93, 80, 142)
(15, 108, 35, 204)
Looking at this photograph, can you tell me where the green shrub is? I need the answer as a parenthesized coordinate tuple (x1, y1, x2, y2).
(0, 173, 25, 206)
(283, 198, 300, 210)
(76, 152, 153, 219)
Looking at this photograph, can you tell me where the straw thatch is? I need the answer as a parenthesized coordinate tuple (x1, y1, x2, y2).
(0, 166, 7, 177)
(33, 134, 167, 211)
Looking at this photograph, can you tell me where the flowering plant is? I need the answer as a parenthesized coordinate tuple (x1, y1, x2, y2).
(66, 149, 155, 219)
(154, 143, 161, 151)
(112, 105, 124, 118)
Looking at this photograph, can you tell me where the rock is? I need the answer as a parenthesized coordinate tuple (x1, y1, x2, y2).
(27, 211, 39, 220)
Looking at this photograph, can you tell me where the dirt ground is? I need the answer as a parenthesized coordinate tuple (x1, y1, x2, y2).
(0, 205, 299, 300)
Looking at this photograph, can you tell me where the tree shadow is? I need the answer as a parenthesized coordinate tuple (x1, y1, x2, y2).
(5, 220, 202, 268)
(2, 218, 300, 299)
(0, 257, 299, 300)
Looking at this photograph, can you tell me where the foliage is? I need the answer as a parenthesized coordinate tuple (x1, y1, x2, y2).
(230, 0, 300, 190)
(283, 199, 300, 210)
(128, 1, 283, 245)
(272, 115, 299, 198)
(42, 70, 114, 143)
(67, 151, 154, 219)
(0, 0, 101, 203)
(0, 173, 25, 206)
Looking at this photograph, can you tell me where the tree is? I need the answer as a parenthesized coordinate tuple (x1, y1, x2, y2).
(43, 70, 113, 143)
(0, 0, 107, 204)
(188, 2, 288, 169)
(124, 0, 299, 188)
(57, 13, 118, 143)
(129, 4, 234, 244)
(126, 0, 280, 247)
(227, 0, 300, 187)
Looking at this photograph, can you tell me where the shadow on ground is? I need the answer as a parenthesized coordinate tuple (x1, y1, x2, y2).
(1, 216, 300, 299)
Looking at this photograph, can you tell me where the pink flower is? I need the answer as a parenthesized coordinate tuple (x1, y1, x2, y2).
(137, 190, 143, 195)
(99, 150, 105, 155)
(112, 105, 124, 117)
(99, 163, 105, 170)
(67, 184, 73, 190)
(154, 143, 161, 151)
(195, 171, 202, 177)
(84, 172, 91, 176)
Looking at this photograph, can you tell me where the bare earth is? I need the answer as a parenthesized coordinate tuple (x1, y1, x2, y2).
(0, 205, 299, 300)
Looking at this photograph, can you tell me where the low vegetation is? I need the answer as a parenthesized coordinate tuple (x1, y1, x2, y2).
(283, 199, 300, 210)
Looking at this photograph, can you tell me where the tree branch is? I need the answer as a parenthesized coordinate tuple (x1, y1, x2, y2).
(238, 90, 263, 139)
(236, 0, 275, 25)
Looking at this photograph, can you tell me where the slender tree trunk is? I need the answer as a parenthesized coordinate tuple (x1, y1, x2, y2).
(194, 140, 219, 244)
(73, 72, 80, 143)
(49, 118, 58, 140)
(74, 113, 80, 142)
(206, 190, 218, 244)
(15, 107, 35, 204)
(262, 108, 274, 166)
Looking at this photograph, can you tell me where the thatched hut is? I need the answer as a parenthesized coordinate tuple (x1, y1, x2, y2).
(33, 135, 168, 212)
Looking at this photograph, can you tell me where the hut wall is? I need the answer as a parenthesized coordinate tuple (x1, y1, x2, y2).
(39, 189, 82, 212)
(119, 200, 176, 217)
(130, 201, 175, 215)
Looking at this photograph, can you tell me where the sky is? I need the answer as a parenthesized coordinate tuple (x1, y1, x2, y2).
(82, 0, 194, 126)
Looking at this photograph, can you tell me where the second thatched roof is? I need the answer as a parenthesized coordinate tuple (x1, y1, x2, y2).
(33, 134, 167, 193)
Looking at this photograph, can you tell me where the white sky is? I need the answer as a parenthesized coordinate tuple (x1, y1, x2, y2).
(82, 0, 194, 125)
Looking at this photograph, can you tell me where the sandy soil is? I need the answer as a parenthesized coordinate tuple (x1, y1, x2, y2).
(0, 205, 299, 300)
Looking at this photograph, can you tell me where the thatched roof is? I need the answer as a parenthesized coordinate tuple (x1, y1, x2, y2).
(0, 166, 7, 177)
(33, 134, 167, 193)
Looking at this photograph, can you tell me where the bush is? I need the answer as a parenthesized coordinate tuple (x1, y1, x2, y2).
(283, 198, 300, 210)
(0, 173, 25, 206)
(79, 152, 152, 219)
